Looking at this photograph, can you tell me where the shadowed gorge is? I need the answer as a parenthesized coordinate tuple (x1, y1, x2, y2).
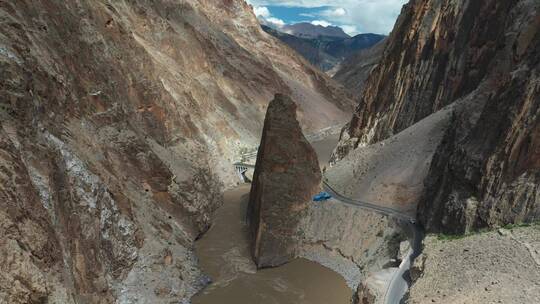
(1, 0, 539, 303)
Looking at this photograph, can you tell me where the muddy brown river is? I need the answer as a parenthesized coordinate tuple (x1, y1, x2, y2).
(192, 136, 350, 304)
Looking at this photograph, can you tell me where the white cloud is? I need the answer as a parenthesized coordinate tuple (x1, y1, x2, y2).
(321, 7, 346, 18)
(266, 17, 286, 27)
(246, 0, 408, 34)
(311, 20, 332, 27)
(341, 25, 359, 36)
(253, 6, 271, 18)
(251, 5, 286, 29)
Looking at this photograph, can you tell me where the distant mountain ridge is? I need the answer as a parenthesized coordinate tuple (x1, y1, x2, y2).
(282, 22, 350, 39)
(263, 24, 385, 72)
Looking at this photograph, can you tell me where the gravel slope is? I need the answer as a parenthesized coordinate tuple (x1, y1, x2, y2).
(325, 105, 454, 215)
(409, 226, 540, 303)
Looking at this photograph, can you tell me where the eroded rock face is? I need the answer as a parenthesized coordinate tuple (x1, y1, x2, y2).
(332, 38, 387, 96)
(248, 94, 322, 268)
(0, 0, 353, 302)
(0, 129, 65, 303)
(335, 0, 540, 233)
(354, 281, 379, 304)
(298, 202, 401, 291)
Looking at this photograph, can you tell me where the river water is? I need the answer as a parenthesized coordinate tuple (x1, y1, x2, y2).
(192, 136, 351, 304)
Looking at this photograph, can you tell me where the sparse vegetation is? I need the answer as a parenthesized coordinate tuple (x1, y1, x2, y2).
(0, 103, 12, 118)
(502, 220, 540, 230)
(435, 221, 540, 241)
(435, 230, 489, 241)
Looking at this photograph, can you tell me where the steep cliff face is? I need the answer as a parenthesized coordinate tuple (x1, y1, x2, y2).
(335, 0, 540, 233)
(298, 202, 401, 292)
(248, 94, 322, 268)
(0, 0, 353, 302)
(332, 39, 387, 96)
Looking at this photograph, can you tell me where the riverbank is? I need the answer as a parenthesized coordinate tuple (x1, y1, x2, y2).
(191, 185, 351, 304)
(192, 133, 401, 304)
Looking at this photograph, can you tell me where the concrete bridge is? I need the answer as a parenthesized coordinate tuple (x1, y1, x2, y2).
(234, 148, 258, 183)
(233, 162, 255, 183)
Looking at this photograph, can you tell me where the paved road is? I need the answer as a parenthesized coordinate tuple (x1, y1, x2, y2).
(322, 181, 415, 222)
(383, 220, 423, 304)
(322, 180, 423, 304)
(233, 164, 424, 303)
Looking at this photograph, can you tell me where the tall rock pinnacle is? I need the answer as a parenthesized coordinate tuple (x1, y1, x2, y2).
(247, 94, 322, 268)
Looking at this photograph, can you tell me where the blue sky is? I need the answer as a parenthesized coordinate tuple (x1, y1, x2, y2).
(265, 6, 334, 24)
(247, 0, 408, 35)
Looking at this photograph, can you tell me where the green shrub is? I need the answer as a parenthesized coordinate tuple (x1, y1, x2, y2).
(435, 221, 540, 241)
(0, 103, 11, 116)
(502, 221, 540, 230)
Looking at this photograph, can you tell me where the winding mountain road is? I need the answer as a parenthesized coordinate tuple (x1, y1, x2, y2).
(322, 180, 424, 304)
(322, 181, 415, 222)
(233, 162, 424, 303)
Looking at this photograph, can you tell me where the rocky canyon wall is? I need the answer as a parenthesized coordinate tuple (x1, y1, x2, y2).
(332, 38, 387, 97)
(335, 0, 540, 233)
(0, 0, 353, 302)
